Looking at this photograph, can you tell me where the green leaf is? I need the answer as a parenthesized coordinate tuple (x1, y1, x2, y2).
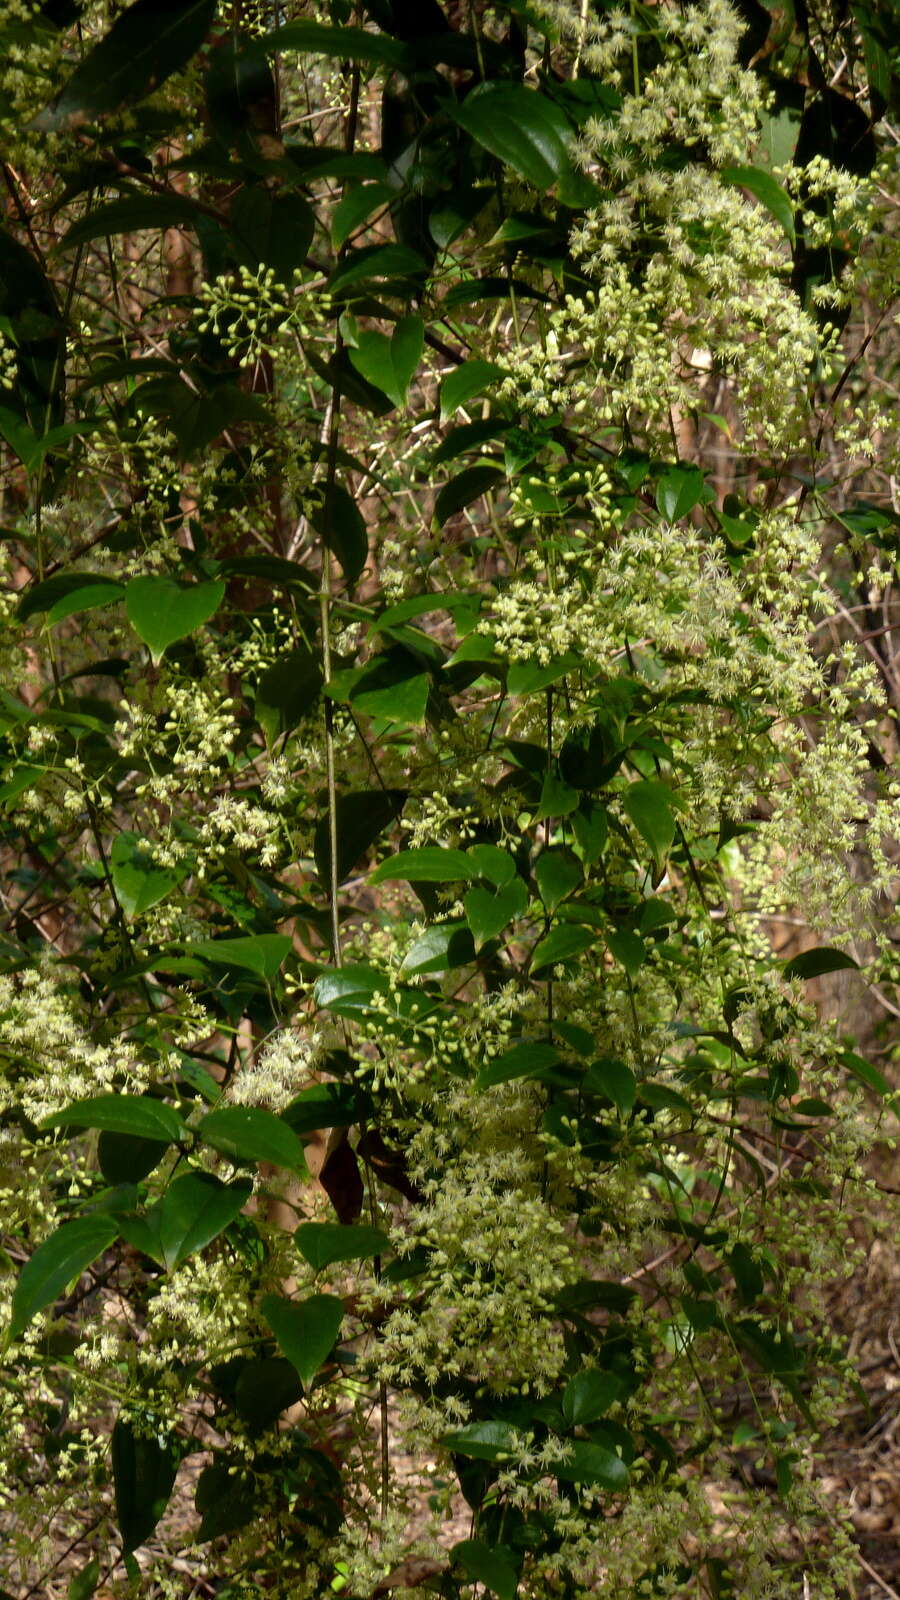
(584, 1058, 636, 1117)
(607, 929, 646, 977)
(197, 1106, 309, 1173)
(282, 1082, 363, 1136)
(447, 83, 575, 192)
(68, 1559, 100, 1600)
(98, 1132, 169, 1186)
(253, 20, 408, 69)
(260, 1291, 344, 1386)
(35, 0, 218, 130)
(48, 581, 124, 625)
(655, 464, 706, 522)
(157, 1173, 252, 1270)
(621, 781, 676, 865)
(452, 1541, 518, 1600)
(370, 847, 475, 884)
(255, 646, 324, 744)
(721, 165, 796, 245)
(229, 188, 315, 278)
(571, 802, 609, 862)
(782, 947, 859, 981)
(476, 1040, 561, 1090)
(10, 1215, 119, 1341)
(111, 1415, 180, 1553)
(294, 1222, 390, 1271)
(466, 843, 517, 887)
(554, 1438, 630, 1491)
(837, 1049, 889, 1099)
(401, 922, 476, 974)
(434, 464, 504, 527)
(57, 194, 203, 252)
(195, 1461, 256, 1540)
(328, 243, 428, 297)
(314, 788, 405, 887)
(189, 934, 293, 978)
(348, 315, 424, 408)
(41, 1093, 186, 1145)
(562, 1370, 623, 1426)
(464, 877, 528, 950)
(439, 360, 504, 421)
(531, 924, 597, 975)
(110, 831, 184, 918)
(535, 766, 580, 821)
(535, 848, 582, 912)
(312, 483, 368, 586)
(328, 651, 431, 725)
(442, 1420, 518, 1462)
(331, 183, 394, 251)
(313, 965, 390, 1016)
(125, 576, 225, 661)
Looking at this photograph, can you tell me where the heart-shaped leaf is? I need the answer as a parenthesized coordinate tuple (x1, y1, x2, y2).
(125, 576, 225, 661)
(294, 1222, 390, 1272)
(261, 1292, 344, 1386)
(110, 831, 184, 918)
(464, 877, 528, 949)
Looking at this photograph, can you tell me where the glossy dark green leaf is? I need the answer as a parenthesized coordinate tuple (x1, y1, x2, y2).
(294, 1222, 390, 1271)
(571, 802, 609, 862)
(464, 876, 528, 950)
(255, 646, 324, 744)
(434, 464, 504, 527)
(312, 483, 368, 586)
(98, 1131, 169, 1186)
(348, 315, 424, 408)
(328, 243, 427, 297)
(447, 83, 575, 191)
(476, 1040, 561, 1090)
(452, 1541, 518, 1600)
(534, 848, 582, 912)
(607, 929, 645, 977)
(57, 194, 203, 252)
(260, 1291, 344, 1386)
(439, 359, 504, 421)
(10, 1215, 119, 1341)
(721, 165, 796, 244)
(655, 464, 706, 522)
(282, 1082, 363, 1136)
(112, 1415, 180, 1552)
(621, 781, 676, 865)
(253, 19, 408, 68)
(466, 844, 517, 887)
(35, 0, 218, 130)
(562, 1370, 623, 1426)
(782, 946, 859, 981)
(531, 924, 596, 975)
(16, 572, 122, 623)
(154, 1173, 252, 1270)
(370, 846, 474, 884)
(125, 576, 225, 661)
(197, 1107, 309, 1173)
(837, 1049, 889, 1098)
(195, 1461, 256, 1540)
(110, 830, 184, 918)
(401, 921, 475, 974)
(189, 933, 293, 978)
(314, 788, 405, 886)
(584, 1058, 636, 1116)
(230, 188, 315, 278)
(313, 964, 390, 1015)
(331, 182, 394, 250)
(442, 1420, 517, 1462)
(41, 1093, 186, 1144)
(554, 1438, 629, 1491)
